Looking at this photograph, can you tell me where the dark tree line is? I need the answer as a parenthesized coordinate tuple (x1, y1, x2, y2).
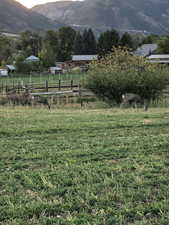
(0, 27, 142, 70)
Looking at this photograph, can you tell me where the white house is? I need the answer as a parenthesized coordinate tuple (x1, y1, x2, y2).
(133, 44, 158, 57)
(0, 69, 8, 76)
(6, 65, 16, 73)
(49, 66, 62, 74)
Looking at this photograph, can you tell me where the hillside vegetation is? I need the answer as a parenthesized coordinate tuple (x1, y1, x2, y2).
(1, 107, 169, 224)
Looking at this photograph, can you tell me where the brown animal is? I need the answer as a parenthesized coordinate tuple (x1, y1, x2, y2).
(121, 93, 149, 111)
(7, 92, 50, 109)
(32, 95, 51, 110)
(7, 92, 31, 106)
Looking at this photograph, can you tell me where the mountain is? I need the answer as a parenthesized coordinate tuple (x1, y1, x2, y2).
(32, 1, 77, 24)
(32, 0, 169, 34)
(0, 0, 62, 33)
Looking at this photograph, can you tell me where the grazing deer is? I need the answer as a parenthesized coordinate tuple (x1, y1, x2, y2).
(7, 91, 51, 110)
(121, 93, 149, 111)
(7, 92, 32, 106)
(32, 95, 51, 110)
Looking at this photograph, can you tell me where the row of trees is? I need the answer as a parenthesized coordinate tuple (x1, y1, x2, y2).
(0, 27, 135, 70)
(1, 26, 169, 72)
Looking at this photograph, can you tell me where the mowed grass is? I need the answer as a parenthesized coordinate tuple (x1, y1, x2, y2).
(1, 107, 169, 225)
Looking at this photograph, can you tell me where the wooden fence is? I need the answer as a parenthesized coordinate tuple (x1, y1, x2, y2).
(0, 79, 96, 106)
(0, 79, 79, 94)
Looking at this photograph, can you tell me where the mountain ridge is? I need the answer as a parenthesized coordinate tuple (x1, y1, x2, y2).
(32, 0, 169, 34)
(0, 0, 62, 33)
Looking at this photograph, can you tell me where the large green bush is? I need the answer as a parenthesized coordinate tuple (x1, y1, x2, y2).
(85, 48, 169, 104)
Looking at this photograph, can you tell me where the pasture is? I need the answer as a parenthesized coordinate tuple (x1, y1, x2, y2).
(1, 106, 169, 224)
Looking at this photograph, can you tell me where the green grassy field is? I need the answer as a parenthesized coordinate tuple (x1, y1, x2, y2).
(1, 106, 169, 224)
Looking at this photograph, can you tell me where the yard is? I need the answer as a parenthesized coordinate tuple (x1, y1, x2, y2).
(0, 106, 169, 224)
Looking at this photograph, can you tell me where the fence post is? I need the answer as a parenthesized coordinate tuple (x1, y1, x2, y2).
(5, 84, 8, 94)
(71, 80, 73, 90)
(66, 94, 69, 104)
(1, 82, 3, 94)
(45, 80, 48, 92)
(59, 79, 61, 91)
(79, 84, 83, 107)
(17, 82, 20, 93)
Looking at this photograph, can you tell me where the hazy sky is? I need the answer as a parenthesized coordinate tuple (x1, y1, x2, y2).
(16, 0, 75, 8)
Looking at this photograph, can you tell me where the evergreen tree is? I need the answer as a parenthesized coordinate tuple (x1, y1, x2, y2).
(19, 31, 42, 57)
(120, 32, 133, 49)
(44, 30, 59, 53)
(98, 29, 120, 57)
(57, 26, 76, 61)
(82, 29, 97, 54)
(73, 32, 84, 55)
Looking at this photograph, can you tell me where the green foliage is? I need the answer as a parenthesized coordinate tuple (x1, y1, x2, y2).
(73, 32, 84, 55)
(39, 45, 56, 68)
(142, 34, 159, 45)
(0, 34, 14, 64)
(15, 55, 40, 73)
(57, 27, 76, 61)
(44, 30, 59, 52)
(18, 31, 42, 57)
(97, 29, 120, 57)
(73, 29, 97, 55)
(120, 32, 133, 49)
(157, 36, 169, 54)
(82, 29, 97, 54)
(86, 48, 169, 103)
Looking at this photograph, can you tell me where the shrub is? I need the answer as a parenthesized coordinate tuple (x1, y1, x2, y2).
(85, 48, 169, 104)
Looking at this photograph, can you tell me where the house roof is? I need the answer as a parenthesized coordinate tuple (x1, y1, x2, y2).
(147, 54, 169, 59)
(6, 65, 16, 70)
(72, 55, 98, 61)
(25, 55, 40, 62)
(133, 44, 158, 57)
(148, 60, 169, 63)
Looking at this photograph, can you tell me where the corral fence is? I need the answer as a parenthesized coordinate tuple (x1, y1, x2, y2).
(0, 79, 79, 93)
(0, 79, 96, 106)
(2, 79, 169, 107)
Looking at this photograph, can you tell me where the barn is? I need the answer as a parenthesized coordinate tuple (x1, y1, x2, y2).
(147, 54, 169, 64)
(71, 55, 98, 67)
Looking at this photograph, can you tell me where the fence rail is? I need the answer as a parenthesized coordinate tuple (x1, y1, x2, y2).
(0, 79, 80, 94)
